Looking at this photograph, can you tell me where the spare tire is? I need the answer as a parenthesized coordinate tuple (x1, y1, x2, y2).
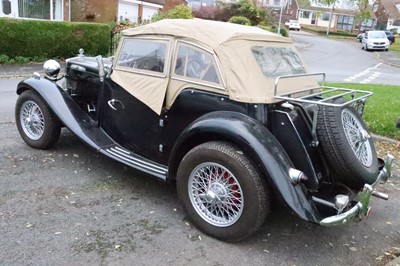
(317, 101, 378, 190)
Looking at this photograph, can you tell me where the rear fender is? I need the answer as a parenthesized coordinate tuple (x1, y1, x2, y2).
(170, 111, 321, 223)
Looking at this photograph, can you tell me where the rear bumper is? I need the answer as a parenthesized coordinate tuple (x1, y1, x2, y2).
(319, 154, 394, 226)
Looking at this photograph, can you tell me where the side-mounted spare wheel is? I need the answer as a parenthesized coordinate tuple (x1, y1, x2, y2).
(177, 141, 270, 242)
(317, 102, 378, 190)
(15, 90, 61, 149)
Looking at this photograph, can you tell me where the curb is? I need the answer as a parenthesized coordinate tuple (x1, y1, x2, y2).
(376, 52, 400, 68)
(372, 133, 399, 144)
(0, 74, 33, 80)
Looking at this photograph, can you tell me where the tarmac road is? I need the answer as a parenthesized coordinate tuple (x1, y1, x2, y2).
(1, 120, 400, 265)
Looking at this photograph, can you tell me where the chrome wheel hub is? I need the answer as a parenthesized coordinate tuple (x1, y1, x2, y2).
(20, 100, 45, 140)
(188, 162, 243, 227)
(342, 109, 373, 167)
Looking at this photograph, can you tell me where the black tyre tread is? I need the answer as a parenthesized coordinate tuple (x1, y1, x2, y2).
(318, 105, 353, 177)
(177, 141, 269, 242)
(317, 104, 378, 189)
(15, 90, 61, 149)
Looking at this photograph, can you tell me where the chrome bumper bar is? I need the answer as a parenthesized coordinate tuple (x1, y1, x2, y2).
(320, 154, 394, 226)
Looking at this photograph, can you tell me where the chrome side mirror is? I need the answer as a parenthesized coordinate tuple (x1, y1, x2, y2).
(43, 59, 61, 77)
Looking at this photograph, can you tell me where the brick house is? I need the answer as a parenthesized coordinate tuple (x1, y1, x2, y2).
(373, 0, 400, 32)
(0, 0, 164, 23)
(283, 0, 375, 32)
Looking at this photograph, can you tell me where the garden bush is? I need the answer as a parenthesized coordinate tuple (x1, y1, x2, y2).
(229, 16, 251, 25)
(0, 18, 111, 59)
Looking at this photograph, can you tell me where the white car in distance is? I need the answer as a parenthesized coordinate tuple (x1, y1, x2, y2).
(362, 30, 390, 51)
(286, 20, 301, 31)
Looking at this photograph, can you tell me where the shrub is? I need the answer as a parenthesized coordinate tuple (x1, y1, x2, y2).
(152, 5, 193, 22)
(0, 54, 10, 64)
(0, 18, 111, 59)
(257, 24, 288, 37)
(229, 16, 251, 25)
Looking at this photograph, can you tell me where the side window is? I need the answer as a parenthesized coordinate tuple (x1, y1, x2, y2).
(117, 39, 168, 73)
(174, 44, 220, 84)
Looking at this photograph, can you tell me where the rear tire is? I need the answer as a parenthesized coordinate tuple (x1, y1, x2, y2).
(15, 90, 61, 149)
(177, 141, 270, 242)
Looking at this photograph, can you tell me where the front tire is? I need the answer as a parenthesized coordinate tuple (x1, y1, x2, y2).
(15, 90, 61, 149)
(177, 141, 269, 242)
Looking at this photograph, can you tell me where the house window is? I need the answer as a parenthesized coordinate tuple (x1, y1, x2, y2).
(18, 0, 63, 20)
(361, 18, 375, 31)
(299, 10, 310, 19)
(173, 43, 221, 84)
(396, 3, 400, 13)
(117, 39, 168, 74)
(321, 12, 330, 21)
(337, 15, 354, 31)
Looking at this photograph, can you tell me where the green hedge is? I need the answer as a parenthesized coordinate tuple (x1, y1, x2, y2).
(0, 18, 111, 59)
(301, 25, 357, 37)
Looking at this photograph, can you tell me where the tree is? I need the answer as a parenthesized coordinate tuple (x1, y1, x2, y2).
(350, 0, 372, 32)
(312, 0, 338, 35)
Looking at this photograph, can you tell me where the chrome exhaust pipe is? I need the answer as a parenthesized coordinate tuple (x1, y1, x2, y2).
(372, 191, 389, 200)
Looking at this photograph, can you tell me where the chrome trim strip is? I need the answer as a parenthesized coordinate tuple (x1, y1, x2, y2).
(101, 146, 168, 180)
(107, 148, 167, 173)
(114, 146, 131, 155)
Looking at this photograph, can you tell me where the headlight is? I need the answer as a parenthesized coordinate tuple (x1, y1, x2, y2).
(43, 59, 61, 78)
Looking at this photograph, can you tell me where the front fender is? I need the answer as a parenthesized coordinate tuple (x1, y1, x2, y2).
(170, 111, 320, 223)
(17, 77, 111, 150)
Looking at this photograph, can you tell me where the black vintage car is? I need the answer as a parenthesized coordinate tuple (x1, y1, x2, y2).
(15, 19, 393, 242)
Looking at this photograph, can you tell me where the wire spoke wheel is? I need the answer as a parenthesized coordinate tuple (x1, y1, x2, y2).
(189, 162, 243, 227)
(20, 100, 45, 140)
(341, 109, 373, 167)
(15, 90, 61, 149)
(177, 141, 269, 242)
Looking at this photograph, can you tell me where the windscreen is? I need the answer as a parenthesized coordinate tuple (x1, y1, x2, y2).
(251, 46, 306, 78)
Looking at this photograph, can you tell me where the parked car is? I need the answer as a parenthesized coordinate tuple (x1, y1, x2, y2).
(385, 30, 395, 44)
(362, 30, 390, 51)
(15, 19, 393, 242)
(286, 20, 301, 31)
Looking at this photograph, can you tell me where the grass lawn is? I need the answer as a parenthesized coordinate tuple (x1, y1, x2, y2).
(326, 83, 400, 140)
(389, 39, 400, 53)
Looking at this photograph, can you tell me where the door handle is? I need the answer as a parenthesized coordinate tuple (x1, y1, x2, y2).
(107, 99, 124, 111)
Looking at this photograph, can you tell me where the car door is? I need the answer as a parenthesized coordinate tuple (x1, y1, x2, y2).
(101, 37, 171, 162)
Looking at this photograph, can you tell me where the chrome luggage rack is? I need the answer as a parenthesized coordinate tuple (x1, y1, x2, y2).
(274, 73, 373, 146)
(274, 73, 373, 107)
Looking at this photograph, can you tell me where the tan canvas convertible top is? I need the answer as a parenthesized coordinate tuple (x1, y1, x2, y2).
(111, 19, 318, 114)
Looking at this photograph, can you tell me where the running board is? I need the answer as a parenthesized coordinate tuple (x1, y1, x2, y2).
(100, 145, 168, 180)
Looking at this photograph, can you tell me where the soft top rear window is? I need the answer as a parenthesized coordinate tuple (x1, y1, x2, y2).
(251, 46, 306, 78)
